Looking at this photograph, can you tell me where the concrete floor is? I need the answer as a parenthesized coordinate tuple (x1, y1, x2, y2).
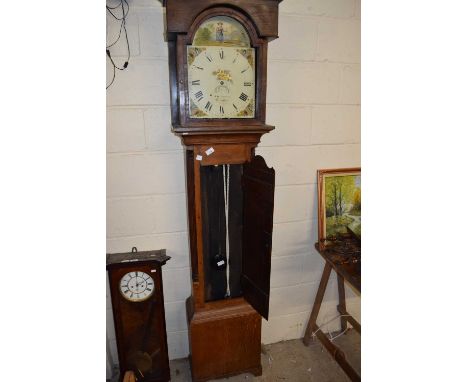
(170, 330, 360, 381)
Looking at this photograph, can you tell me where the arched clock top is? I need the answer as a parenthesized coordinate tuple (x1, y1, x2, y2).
(192, 16, 251, 47)
(162, 0, 283, 41)
(163, 0, 281, 138)
(186, 6, 265, 46)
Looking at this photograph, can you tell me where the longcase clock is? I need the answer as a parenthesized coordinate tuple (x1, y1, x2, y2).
(160, 1, 282, 381)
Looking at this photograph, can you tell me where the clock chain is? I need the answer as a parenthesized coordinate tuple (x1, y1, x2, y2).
(223, 164, 231, 298)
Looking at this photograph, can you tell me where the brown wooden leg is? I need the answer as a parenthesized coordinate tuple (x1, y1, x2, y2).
(337, 274, 347, 333)
(336, 305, 361, 334)
(311, 324, 360, 381)
(303, 262, 332, 346)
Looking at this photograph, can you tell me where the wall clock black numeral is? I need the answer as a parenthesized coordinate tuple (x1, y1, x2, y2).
(239, 93, 248, 102)
(192, 80, 200, 85)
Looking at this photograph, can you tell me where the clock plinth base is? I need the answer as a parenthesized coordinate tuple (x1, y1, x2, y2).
(186, 296, 262, 382)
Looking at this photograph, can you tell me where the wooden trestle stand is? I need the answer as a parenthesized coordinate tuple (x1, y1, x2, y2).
(303, 243, 361, 382)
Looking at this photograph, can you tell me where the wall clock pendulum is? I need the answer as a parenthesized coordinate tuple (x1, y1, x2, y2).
(107, 248, 171, 382)
(160, 1, 283, 381)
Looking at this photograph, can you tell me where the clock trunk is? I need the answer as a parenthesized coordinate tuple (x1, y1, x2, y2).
(200, 164, 244, 302)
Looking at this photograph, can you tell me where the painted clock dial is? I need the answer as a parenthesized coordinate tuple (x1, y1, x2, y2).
(187, 16, 255, 119)
(119, 271, 155, 302)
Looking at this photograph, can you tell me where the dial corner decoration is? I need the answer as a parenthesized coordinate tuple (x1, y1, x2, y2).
(187, 16, 256, 119)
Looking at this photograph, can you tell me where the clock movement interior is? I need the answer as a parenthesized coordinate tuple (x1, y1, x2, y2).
(200, 164, 244, 302)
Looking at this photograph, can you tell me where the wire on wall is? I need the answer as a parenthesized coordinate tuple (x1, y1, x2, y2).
(106, 0, 131, 89)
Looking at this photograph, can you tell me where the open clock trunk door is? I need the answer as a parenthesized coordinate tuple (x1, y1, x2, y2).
(241, 155, 275, 320)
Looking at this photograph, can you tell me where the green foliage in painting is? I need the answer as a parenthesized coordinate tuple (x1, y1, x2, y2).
(194, 27, 212, 45)
(352, 188, 361, 213)
(324, 174, 361, 239)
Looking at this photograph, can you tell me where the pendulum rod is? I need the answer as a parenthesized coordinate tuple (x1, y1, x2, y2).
(223, 164, 231, 298)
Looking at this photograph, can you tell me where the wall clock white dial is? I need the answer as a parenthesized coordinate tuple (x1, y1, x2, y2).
(187, 46, 255, 119)
(119, 271, 155, 302)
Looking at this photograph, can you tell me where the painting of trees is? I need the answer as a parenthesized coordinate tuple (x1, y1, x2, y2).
(324, 174, 361, 239)
(325, 175, 356, 218)
(194, 27, 213, 45)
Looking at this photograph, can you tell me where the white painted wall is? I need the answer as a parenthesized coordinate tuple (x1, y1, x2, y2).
(106, 0, 361, 362)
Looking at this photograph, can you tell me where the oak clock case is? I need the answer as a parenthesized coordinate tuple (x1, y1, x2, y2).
(162, 1, 282, 381)
(107, 249, 171, 382)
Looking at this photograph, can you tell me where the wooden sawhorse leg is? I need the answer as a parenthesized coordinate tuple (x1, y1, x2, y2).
(337, 274, 361, 335)
(337, 274, 347, 333)
(303, 262, 332, 346)
(303, 263, 360, 381)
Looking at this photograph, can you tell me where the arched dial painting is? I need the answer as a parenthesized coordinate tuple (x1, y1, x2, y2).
(187, 16, 255, 119)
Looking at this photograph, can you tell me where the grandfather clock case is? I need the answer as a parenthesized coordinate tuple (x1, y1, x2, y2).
(161, 1, 282, 380)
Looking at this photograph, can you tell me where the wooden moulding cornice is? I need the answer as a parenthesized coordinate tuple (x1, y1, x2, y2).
(172, 124, 274, 133)
(160, 0, 283, 5)
(162, 0, 283, 40)
(172, 124, 274, 146)
(176, 133, 265, 146)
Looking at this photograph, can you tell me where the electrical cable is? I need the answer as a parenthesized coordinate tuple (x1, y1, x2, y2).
(106, 19, 124, 48)
(106, 0, 129, 20)
(106, 57, 116, 90)
(106, 0, 130, 89)
(329, 327, 349, 342)
(311, 314, 351, 337)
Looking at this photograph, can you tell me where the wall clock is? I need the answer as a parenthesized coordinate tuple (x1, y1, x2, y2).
(160, 1, 282, 381)
(107, 248, 171, 382)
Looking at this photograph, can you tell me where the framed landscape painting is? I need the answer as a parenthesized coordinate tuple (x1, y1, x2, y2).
(317, 168, 361, 249)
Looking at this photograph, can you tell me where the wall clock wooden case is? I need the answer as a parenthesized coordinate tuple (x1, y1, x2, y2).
(107, 249, 171, 382)
(160, 1, 282, 381)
